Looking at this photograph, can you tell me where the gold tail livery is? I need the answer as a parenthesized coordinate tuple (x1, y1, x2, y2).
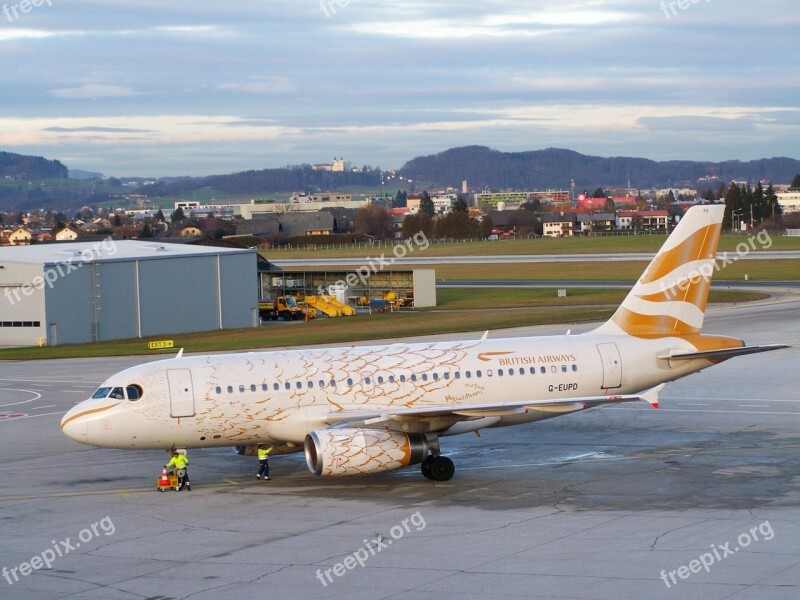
(61, 205, 788, 481)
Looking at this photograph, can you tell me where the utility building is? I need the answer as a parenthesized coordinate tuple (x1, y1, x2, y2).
(0, 241, 258, 347)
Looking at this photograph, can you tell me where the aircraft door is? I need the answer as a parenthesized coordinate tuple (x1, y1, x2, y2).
(596, 343, 622, 389)
(167, 369, 196, 418)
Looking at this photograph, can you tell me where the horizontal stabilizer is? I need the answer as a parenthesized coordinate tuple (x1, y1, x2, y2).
(658, 344, 789, 362)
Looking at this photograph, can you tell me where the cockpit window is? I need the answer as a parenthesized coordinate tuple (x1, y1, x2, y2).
(108, 387, 125, 400)
(91, 387, 111, 399)
(126, 385, 141, 401)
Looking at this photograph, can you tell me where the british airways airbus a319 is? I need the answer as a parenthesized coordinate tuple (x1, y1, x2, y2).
(61, 205, 786, 481)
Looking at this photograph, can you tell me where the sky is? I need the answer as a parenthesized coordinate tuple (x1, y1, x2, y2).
(0, 0, 798, 176)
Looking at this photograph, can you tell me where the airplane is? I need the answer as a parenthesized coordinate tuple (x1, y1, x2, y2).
(61, 205, 788, 481)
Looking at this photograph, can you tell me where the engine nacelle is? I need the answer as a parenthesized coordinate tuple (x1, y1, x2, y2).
(304, 428, 431, 476)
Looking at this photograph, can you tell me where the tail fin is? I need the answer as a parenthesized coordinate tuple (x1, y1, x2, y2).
(595, 205, 724, 338)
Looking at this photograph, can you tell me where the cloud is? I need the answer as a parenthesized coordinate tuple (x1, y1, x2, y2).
(43, 126, 156, 133)
(49, 84, 141, 99)
(216, 77, 295, 95)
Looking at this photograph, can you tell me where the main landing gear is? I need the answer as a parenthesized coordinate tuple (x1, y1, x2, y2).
(420, 454, 455, 481)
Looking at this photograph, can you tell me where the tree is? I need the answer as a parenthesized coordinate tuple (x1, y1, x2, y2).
(394, 190, 407, 208)
(723, 182, 744, 230)
(113, 214, 122, 227)
(419, 191, 435, 217)
(479, 213, 494, 238)
(140, 222, 154, 238)
(604, 197, 616, 213)
(765, 184, 782, 219)
(16, 211, 24, 224)
(354, 204, 390, 238)
(790, 174, 800, 189)
(591, 188, 606, 198)
(155, 209, 165, 222)
(170, 206, 186, 223)
(453, 195, 469, 212)
(401, 212, 433, 239)
(702, 188, 715, 201)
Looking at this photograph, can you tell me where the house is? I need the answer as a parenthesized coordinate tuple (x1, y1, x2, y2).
(54, 226, 81, 241)
(616, 210, 670, 231)
(7, 226, 33, 245)
(576, 213, 616, 234)
(488, 210, 541, 237)
(235, 211, 335, 239)
(541, 213, 576, 237)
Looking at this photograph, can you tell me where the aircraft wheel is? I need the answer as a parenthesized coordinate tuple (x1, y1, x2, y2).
(428, 456, 455, 481)
(420, 458, 433, 479)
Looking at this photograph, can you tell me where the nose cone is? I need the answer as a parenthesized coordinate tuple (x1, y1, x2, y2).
(61, 405, 89, 444)
(60, 399, 121, 446)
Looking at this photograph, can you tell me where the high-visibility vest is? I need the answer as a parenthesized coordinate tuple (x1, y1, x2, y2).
(258, 447, 273, 460)
(167, 454, 189, 469)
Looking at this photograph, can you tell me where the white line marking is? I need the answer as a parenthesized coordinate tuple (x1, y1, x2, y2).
(678, 402, 710, 406)
(32, 405, 57, 410)
(0, 411, 67, 422)
(0, 389, 42, 408)
(738, 404, 771, 408)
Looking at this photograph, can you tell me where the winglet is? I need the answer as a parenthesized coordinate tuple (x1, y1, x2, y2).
(481, 330, 489, 342)
(176, 348, 184, 359)
(640, 384, 664, 408)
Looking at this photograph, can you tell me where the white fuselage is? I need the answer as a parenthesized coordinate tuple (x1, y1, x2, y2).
(61, 332, 709, 450)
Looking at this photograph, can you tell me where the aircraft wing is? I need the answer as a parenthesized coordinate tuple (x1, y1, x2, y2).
(657, 344, 789, 362)
(323, 385, 664, 430)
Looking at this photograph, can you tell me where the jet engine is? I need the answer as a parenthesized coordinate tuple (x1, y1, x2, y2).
(304, 428, 432, 476)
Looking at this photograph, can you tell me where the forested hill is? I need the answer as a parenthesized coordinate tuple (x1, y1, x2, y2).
(139, 166, 381, 197)
(0, 151, 68, 179)
(399, 146, 800, 189)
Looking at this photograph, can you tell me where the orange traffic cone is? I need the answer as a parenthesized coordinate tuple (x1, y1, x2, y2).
(157, 467, 171, 491)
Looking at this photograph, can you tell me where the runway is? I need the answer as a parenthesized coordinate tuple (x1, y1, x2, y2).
(1, 299, 799, 599)
(273, 249, 800, 267)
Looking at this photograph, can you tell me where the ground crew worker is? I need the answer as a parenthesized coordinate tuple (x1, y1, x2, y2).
(165, 449, 191, 491)
(256, 444, 273, 480)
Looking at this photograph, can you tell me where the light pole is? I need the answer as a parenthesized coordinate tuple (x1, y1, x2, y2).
(732, 209, 742, 234)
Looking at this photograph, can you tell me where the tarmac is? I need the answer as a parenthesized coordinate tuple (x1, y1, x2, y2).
(1, 298, 799, 599)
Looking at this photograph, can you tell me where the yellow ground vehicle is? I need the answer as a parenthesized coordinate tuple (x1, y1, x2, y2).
(303, 295, 356, 317)
(259, 296, 316, 321)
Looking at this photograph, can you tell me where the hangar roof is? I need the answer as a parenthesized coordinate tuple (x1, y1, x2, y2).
(0, 240, 253, 266)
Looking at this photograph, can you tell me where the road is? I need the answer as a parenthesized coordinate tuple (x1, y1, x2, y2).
(0, 299, 798, 599)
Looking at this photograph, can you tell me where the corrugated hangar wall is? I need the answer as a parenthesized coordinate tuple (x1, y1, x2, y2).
(43, 252, 257, 345)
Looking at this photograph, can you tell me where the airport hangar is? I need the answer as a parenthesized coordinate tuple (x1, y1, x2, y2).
(0, 241, 258, 347)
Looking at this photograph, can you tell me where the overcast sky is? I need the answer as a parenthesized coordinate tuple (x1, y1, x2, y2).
(1, 0, 798, 176)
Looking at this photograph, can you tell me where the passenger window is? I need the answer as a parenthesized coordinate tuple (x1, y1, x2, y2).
(466, 371, 472, 379)
(540, 366, 546, 374)
(91, 387, 111, 399)
(261, 384, 267, 391)
(250, 384, 257, 392)
(421, 374, 428, 382)
(347, 378, 353, 386)
(330, 380, 336, 388)
(319, 380, 325, 388)
(308, 381, 314, 389)
(444, 372, 450, 380)
(519, 368, 524, 375)
(530, 367, 535, 375)
(378, 376, 384, 384)
(433, 373, 439, 381)
(561, 365, 567, 373)
(239, 385, 245, 393)
(389, 375, 395, 383)
(476, 370, 482, 378)
(572, 365, 578, 372)
(365, 377, 371, 385)
(399, 374, 406, 383)
(455, 372, 461, 379)
(273, 383, 279, 391)
(227, 385, 233, 393)
(285, 382, 291, 390)
(487, 369, 493, 377)
(215, 386, 221, 394)
(498, 369, 503, 376)
(551, 366, 557, 373)
(296, 381, 302, 389)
